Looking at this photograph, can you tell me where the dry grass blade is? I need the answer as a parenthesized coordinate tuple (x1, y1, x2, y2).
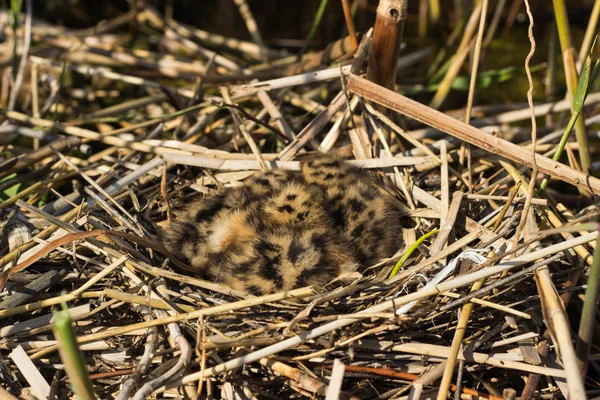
(1, 3, 598, 399)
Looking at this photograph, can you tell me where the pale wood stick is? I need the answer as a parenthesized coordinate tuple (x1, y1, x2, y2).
(278, 91, 347, 161)
(9, 346, 50, 400)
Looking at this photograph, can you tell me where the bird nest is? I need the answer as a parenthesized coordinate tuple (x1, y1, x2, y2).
(1, 3, 599, 400)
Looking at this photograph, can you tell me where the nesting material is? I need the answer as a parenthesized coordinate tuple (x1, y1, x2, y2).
(0, 3, 599, 400)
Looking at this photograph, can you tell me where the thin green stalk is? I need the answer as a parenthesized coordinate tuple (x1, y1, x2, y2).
(539, 112, 579, 191)
(389, 229, 439, 279)
(53, 303, 97, 400)
(429, 0, 440, 24)
(540, 47, 600, 191)
(552, 0, 592, 172)
(552, 0, 572, 51)
(575, 231, 600, 374)
(577, 0, 600, 68)
(483, 0, 507, 47)
(428, 19, 466, 78)
(298, 0, 329, 60)
(545, 19, 558, 127)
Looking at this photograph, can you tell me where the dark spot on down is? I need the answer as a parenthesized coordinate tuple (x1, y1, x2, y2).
(286, 194, 297, 201)
(175, 252, 191, 267)
(324, 173, 335, 180)
(259, 260, 284, 289)
(195, 199, 225, 222)
(331, 207, 346, 227)
(348, 198, 366, 213)
(310, 233, 326, 250)
(287, 239, 304, 264)
(351, 223, 365, 238)
(356, 249, 370, 264)
(329, 193, 344, 205)
(181, 222, 201, 242)
(323, 160, 340, 168)
(295, 211, 309, 222)
(277, 205, 294, 213)
(228, 242, 247, 256)
(295, 268, 314, 287)
(246, 285, 264, 295)
(359, 187, 377, 201)
(257, 240, 279, 255)
(255, 178, 270, 186)
(370, 226, 384, 241)
(245, 212, 266, 231)
(232, 256, 259, 273)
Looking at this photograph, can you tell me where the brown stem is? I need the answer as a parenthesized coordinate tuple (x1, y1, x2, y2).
(367, 0, 407, 91)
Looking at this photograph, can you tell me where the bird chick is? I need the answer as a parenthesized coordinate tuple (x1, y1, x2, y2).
(300, 155, 404, 265)
(161, 155, 404, 295)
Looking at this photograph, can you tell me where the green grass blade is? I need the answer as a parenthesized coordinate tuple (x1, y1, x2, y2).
(389, 230, 439, 279)
(575, 230, 600, 373)
(53, 304, 97, 400)
(298, 0, 329, 59)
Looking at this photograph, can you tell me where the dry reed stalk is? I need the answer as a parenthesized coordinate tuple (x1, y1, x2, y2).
(436, 278, 485, 400)
(28, 286, 314, 359)
(347, 74, 600, 194)
(2, 4, 598, 398)
(367, 0, 407, 91)
(535, 267, 587, 399)
(356, 341, 566, 377)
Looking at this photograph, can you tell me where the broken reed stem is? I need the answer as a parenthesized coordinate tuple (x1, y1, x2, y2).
(429, 1, 482, 109)
(232, 0, 268, 62)
(492, 182, 521, 232)
(367, 0, 407, 91)
(440, 254, 561, 312)
(461, 0, 488, 191)
(347, 74, 600, 194)
(465, 2, 489, 122)
(7, 0, 32, 112)
(260, 358, 359, 400)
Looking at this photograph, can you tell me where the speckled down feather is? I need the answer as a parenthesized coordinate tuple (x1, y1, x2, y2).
(160, 155, 405, 295)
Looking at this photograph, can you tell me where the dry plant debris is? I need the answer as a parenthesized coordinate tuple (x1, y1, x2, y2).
(0, 1, 599, 399)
